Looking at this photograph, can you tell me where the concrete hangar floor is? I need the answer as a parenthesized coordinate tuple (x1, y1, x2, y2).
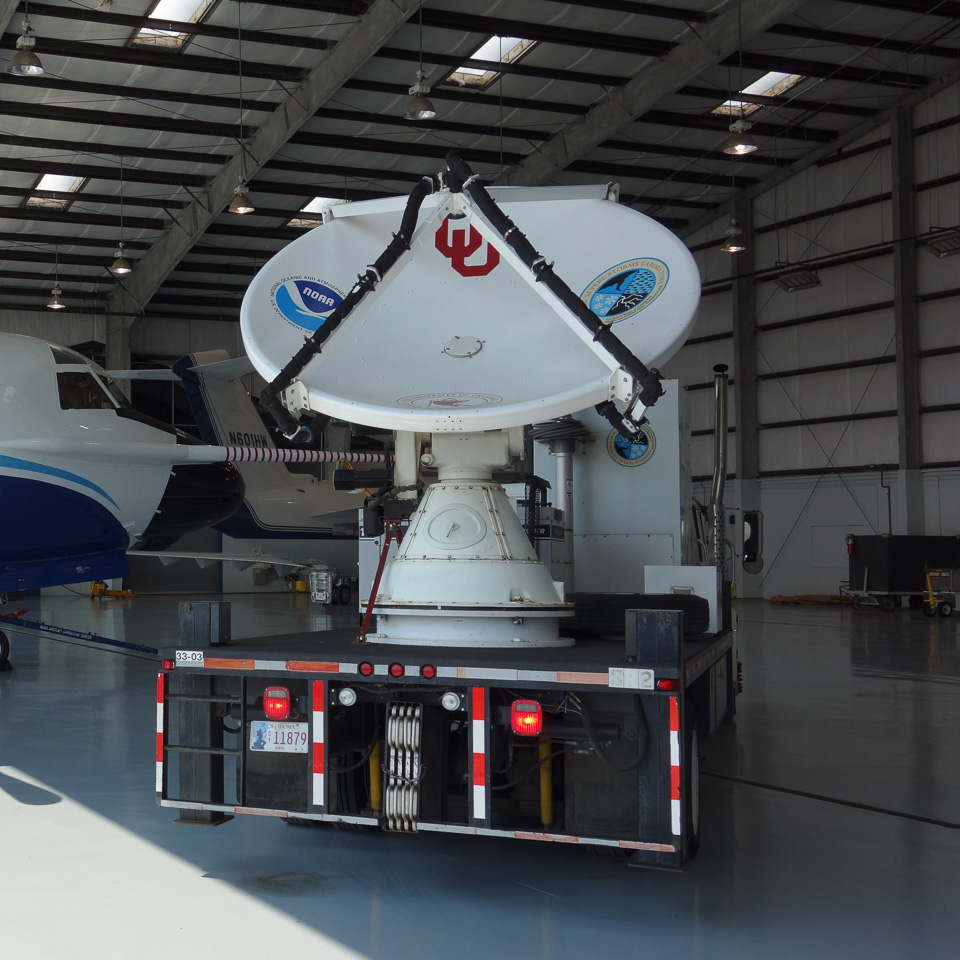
(0, 593, 958, 960)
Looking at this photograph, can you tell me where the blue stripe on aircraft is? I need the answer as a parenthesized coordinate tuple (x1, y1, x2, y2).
(0, 453, 119, 508)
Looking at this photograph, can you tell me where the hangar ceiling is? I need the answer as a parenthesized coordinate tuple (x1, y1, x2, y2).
(1, 0, 959, 330)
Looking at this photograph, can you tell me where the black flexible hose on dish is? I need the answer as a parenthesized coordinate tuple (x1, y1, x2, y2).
(443, 151, 664, 438)
(260, 174, 438, 439)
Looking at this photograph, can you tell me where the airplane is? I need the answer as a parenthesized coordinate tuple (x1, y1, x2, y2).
(0, 332, 386, 598)
(165, 348, 376, 575)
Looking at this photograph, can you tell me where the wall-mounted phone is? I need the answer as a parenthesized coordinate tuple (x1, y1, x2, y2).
(742, 510, 763, 574)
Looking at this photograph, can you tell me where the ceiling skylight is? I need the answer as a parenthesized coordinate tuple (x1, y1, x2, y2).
(447, 35, 537, 88)
(25, 173, 85, 209)
(713, 71, 805, 116)
(134, 0, 216, 48)
(287, 197, 349, 229)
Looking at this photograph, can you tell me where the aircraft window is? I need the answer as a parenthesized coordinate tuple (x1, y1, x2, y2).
(57, 372, 116, 411)
(99, 375, 130, 408)
(50, 345, 86, 364)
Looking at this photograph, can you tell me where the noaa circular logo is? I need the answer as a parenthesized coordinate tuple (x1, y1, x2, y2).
(581, 258, 669, 323)
(607, 426, 656, 466)
(270, 277, 344, 332)
(397, 393, 503, 410)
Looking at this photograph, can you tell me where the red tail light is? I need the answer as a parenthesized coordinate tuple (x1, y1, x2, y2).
(358, 661, 374, 676)
(421, 664, 437, 679)
(263, 686, 291, 720)
(389, 662, 405, 678)
(511, 700, 543, 736)
(656, 678, 681, 692)
(161, 659, 175, 671)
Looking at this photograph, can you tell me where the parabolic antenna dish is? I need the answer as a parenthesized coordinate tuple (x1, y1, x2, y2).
(241, 183, 700, 433)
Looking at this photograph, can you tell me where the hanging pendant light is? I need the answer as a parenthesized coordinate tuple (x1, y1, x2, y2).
(48, 245, 65, 309)
(229, 180, 255, 214)
(8, 15, 44, 77)
(47, 284, 65, 309)
(230, 5, 255, 215)
(722, 2, 758, 157)
(723, 117, 758, 156)
(110, 242, 132, 276)
(720, 219, 746, 253)
(402, 2, 436, 121)
(404, 71, 437, 121)
(109, 157, 133, 275)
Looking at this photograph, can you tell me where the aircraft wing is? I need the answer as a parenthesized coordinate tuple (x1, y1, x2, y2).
(107, 355, 256, 382)
(128, 549, 334, 571)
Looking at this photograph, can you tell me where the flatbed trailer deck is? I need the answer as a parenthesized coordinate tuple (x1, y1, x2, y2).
(157, 604, 735, 869)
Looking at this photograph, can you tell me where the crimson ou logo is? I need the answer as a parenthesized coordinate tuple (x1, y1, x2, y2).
(435, 219, 500, 277)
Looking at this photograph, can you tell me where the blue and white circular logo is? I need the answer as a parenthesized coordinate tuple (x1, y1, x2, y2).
(581, 258, 669, 323)
(607, 426, 656, 467)
(270, 277, 344, 332)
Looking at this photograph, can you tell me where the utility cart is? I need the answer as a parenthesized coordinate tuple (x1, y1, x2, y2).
(921, 567, 956, 618)
(847, 534, 960, 611)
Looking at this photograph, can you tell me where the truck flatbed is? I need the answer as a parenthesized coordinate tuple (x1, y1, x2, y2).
(156, 603, 735, 870)
(160, 627, 730, 688)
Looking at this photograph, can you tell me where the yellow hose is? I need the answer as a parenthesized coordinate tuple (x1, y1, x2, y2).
(369, 742, 382, 816)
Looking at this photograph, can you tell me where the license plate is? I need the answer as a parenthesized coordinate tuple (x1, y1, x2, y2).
(249, 721, 309, 753)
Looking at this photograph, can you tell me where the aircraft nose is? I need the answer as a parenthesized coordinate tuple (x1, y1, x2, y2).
(138, 461, 245, 550)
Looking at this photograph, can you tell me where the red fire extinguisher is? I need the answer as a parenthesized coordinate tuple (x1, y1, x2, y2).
(846, 533, 856, 555)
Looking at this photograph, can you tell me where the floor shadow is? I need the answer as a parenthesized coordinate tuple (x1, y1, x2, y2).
(0, 769, 62, 805)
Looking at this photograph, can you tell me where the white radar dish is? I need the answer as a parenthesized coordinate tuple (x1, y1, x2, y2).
(241, 183, 701, 433)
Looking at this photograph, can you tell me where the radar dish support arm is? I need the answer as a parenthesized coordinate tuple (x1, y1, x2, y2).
(259, 175, 438, 440)
(444, 152, 663, 440)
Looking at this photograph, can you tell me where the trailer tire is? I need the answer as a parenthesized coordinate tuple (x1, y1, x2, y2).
(851, 595, 867, 611)
(879, 596, 897, 612)
(338, 584, 352, 606)
(685, 715, 701, 859)
(939, 601, 953, 618)
(922, 603, 938, 617)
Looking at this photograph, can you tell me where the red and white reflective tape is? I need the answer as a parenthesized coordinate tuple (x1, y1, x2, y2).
(669, 695, 681, 836)
(471, 686, 486, 821)
(156, 800, 678, 853)
(221, 447, 388, 464)
(416, 821, 676, 853)
(312, 680, 325, 808)
(313, 680, 327, 807)
(155, 673, 165, 793)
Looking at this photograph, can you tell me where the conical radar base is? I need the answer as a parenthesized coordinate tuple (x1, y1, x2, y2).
(369, 434, 574, 647)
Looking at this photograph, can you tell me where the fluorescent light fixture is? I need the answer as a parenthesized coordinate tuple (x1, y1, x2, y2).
(25, 174, 84, 209)
(775, 265, 821, 291)
(134, 0, 215, 48)
(921, 226, 960, 259)
(287, 196, 348, 229)
(713, 71, 805, 116)
(448, 35, 537, 88)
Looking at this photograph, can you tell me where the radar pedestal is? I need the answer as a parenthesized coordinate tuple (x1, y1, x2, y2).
(368, 431, 574, 647)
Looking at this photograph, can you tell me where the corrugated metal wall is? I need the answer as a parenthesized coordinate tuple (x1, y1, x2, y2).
(662, 80, 960, 598)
